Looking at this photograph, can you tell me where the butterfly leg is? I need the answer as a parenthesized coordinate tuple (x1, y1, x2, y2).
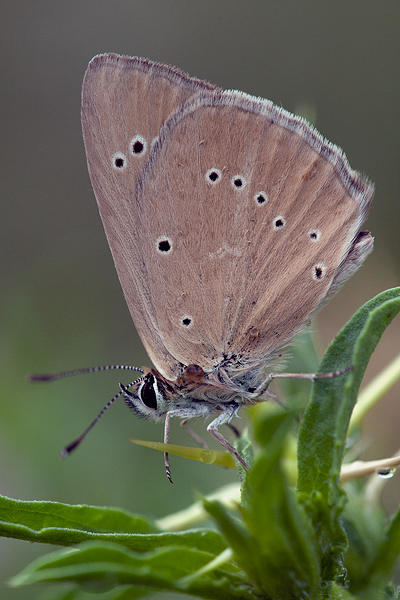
(226, 422, 241, 438)
(180, 418, 240, 445)
(163, 412, 174, 484)
(207, 407, 249, 471)
(164, 406, 211, 483)
(252, 366, 352, 398)
(180, 419, 209, 449)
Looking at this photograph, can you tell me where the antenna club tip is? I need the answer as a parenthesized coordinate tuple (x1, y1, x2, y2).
(28, 373, 56, 382)
(60, 439, 81, 458)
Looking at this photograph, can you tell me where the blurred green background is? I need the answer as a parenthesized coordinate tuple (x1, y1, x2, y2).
(1, 2, 399, 598)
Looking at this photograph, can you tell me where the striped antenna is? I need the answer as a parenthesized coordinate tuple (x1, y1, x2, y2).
(28, 364, 145, 456)
(28, 364, 144, 382)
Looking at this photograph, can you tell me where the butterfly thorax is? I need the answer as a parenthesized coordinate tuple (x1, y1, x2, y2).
(122, 363, 261, 422)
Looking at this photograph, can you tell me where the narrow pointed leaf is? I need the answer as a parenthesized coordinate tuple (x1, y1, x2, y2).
(297, 288, 400, 582)
(298, 287, 400, 496)
(128, 439, 235, 468)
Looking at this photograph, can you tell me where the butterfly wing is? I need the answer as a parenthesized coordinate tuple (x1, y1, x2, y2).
(81, 54, 218, 379)
(135, 91, 374, 378)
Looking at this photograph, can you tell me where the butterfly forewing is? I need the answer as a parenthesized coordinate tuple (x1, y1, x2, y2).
(81, 54, 218, 379)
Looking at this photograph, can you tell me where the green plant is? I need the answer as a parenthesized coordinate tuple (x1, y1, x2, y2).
(2, 288, 400, 599)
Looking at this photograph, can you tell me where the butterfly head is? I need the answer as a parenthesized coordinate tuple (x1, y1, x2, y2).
(120, 361, 257, 421)
(120, 364, 212, 420)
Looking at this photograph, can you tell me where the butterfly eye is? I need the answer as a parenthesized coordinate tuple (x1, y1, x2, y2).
(140, 374, 158, 409)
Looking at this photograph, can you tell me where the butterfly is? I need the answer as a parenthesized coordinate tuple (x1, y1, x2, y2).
(33, 54, 374, 482)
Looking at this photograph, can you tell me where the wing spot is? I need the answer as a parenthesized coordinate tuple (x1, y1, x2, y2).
(313, 263, 326, 280)
(308, 229, 321, 242)
(181, 316, 192, 327)
(206, 168, 222, 184)
(231, 175, 246, 189)
(255, 191, 268, 206)
(156, 237, 173, 254)
(130, 135, 147, 156)
(273, 216, 286, 229)
(112, 152, 127, 170)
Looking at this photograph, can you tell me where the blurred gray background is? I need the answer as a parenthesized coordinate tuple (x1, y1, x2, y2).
(1, 2, 399, 598)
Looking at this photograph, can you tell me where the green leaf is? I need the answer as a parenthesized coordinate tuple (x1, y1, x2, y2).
(0, 494, 157, 534)
(359, 505, 400, 597)
(5, 289, 400, 600)
(203, 498, 266, 593)
(39, 582, 152, 599)
(246, 409, 321, 597)
(331, 582, 359, 599)
(298, 287, 400, 496)
(340, 483, 387, 593)
(206, 409, 321, 599)
(128, 438, 236, 468)
(10, 541, 254, 600)
(0, 494, 227, 555)
(297, 287, 400, 582)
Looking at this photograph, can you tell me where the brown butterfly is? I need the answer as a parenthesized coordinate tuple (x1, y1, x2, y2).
(33, 54, 374, 482)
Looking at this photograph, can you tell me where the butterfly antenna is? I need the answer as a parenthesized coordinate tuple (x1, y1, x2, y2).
(28, 364, 145, 382)
(60, 376, 142, 458)
(28, 364, 145, 456)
